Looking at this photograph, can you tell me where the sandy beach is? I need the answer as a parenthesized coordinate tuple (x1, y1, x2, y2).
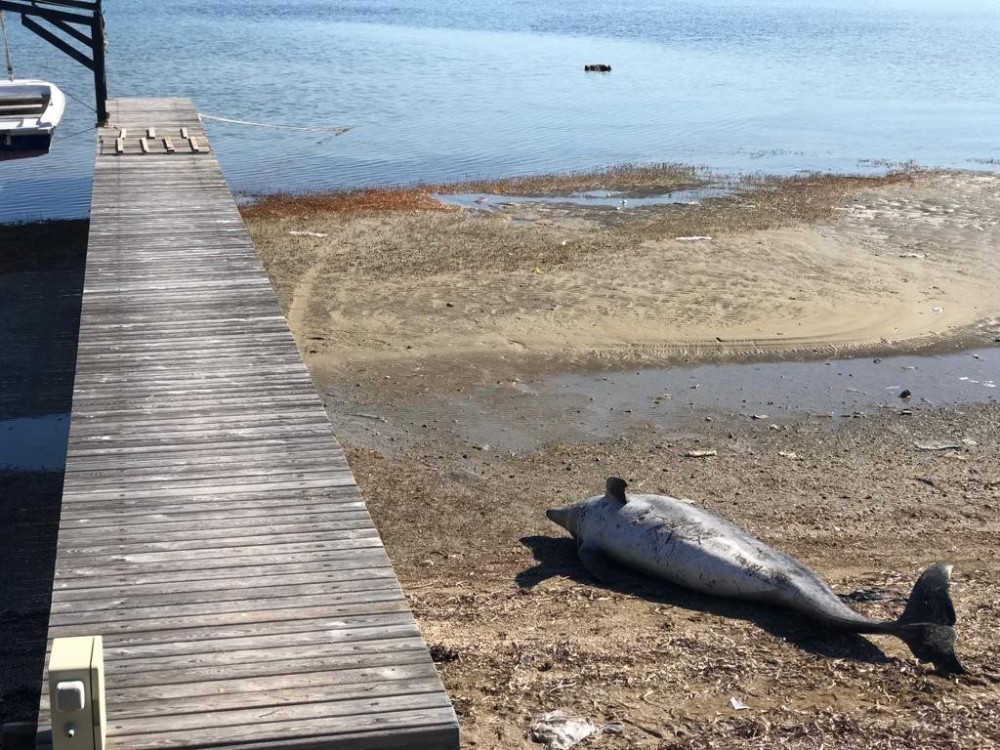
(246, 169, 1000, 372)
(243, 168, 1000, 748)
(3, 169, 1000, 747)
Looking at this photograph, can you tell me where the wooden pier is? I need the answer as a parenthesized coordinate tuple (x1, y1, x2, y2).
(37, 98, 458, 750)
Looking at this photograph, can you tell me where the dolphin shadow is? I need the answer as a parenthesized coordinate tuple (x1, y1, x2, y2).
(517, 535, 893, 666)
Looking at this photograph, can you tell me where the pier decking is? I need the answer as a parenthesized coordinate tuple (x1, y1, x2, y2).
(37, 98, 458, 750)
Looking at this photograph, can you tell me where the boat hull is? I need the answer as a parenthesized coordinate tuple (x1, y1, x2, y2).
(0, 132, 54, 159)
(0, 80, 66, 157)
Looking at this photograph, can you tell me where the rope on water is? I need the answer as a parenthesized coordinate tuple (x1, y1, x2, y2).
(63, 86, 96, 114)
(198, 112, 353, 135)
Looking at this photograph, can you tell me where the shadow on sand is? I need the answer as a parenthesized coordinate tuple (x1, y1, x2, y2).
(517, 534, 892, 667)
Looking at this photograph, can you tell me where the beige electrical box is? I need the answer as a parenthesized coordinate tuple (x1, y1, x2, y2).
(48, 636, 106, 750)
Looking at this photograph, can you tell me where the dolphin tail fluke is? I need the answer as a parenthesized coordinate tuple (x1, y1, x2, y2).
(897, 622, 965, 675)
(899, 563, 957, 626)
(895, 564, 964, 674)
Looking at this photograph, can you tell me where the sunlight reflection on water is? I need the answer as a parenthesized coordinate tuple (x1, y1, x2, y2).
(2, 0, 999, 222)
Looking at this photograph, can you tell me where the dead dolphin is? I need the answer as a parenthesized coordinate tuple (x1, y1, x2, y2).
(546, 477, 964, 674)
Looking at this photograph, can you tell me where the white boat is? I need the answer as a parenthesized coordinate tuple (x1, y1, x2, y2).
(0, 79, 66, 158)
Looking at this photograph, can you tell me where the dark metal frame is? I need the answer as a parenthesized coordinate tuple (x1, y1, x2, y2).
(0, 0, 107, 123)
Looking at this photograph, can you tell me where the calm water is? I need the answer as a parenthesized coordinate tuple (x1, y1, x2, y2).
(1, 0, 999, 221)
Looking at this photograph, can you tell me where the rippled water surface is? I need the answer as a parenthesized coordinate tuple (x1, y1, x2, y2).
(2, 0, 999, 221)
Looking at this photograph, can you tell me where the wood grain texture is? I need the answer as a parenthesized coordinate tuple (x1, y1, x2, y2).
(36, 98, 458, 750)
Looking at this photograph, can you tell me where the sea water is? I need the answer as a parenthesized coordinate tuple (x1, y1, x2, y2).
(1, 0, 999, 222)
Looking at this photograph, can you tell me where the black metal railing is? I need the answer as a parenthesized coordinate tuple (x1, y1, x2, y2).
(0, 0, 107, 123)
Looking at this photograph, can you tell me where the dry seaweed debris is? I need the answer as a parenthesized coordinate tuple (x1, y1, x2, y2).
(239, 164, 707, 219)
(417, 579, 1000, 749)
(240, 164, 914, 229)
(240, 186, 456, 219)
(433, 162, 708, 197)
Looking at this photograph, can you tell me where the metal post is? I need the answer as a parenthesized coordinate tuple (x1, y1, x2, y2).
(91, 2, 106, 124)
(0, 0, 108, 123)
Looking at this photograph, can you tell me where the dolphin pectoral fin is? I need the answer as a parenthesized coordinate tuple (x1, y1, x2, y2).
(577, 540, 625, 585)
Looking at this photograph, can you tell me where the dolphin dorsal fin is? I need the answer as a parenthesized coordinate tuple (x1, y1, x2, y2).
(606, 477, 628, 504)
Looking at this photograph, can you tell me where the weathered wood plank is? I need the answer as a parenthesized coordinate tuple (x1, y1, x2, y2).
(48, 596, 414, 638)
(56, 535, 388, 564)
(53, 475, 357, 502)
(111, 692, 453, 737)
(50, 574, 402, 613)
(105, 621, 422, 660)
(55, 547, 395, 580)
(59, 509, 374, 538)
(54, 553, 394, 589)
(40, 641, 434, 690)
(95, 710, 458, 750)
(105, 661, 440, 710)
(58, 495, 365, 520)
(68, 609, 417, 649)
(47, 589, 409, 631)
(53, 566, 400, 601)
(107, 665, 444, 718)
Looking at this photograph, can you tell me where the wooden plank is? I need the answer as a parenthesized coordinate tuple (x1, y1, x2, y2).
(50, 574, 402, 612)
(59, 509, 373, 538)
(54, 567, 401, 601)
(48, 596, 413, 638)
(109, 692, 453, 736)
(105, 661, 440, 709)
(40, 640, 433, 688)
(37, 97, 457, 750)
(55, 487, 363, 514)
(48, 611, 421, 654)
(107, 665, 444, 718)
(55, 547, 395, 580)
(52, 474, 356, 502)
(69, 610, 417, 648)
(47, 589, 409, 631)
(53, 557, 393, 588)
(56, 535, 388, 564)
(61, 450, 347, 475)
(105, 621, 422, 660)
(57, 495, 365, 520)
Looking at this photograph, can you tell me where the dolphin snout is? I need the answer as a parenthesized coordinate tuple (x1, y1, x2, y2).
(546, 506, 572, 530)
